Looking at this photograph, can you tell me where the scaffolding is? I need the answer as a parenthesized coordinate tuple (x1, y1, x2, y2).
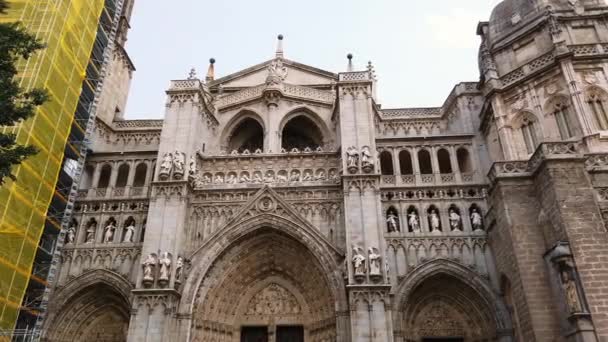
(0, 0, 105, 336)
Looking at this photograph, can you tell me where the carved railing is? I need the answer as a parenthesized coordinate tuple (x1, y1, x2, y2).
(169, 79, 200, 90)
(112, 119, 164, 129)
(381, 186, 487, 201)
(488, 141, 582, 183)
(500, 51, 555, 87)
(568, 44, 602, 57)
(215, 84, 265, 109)
(215, 83, 335, 110)
(381, 107, 442, 118)
(339, 71, 371, 82)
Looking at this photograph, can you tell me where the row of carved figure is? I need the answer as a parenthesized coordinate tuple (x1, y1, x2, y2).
(142, 252, 185, 287)
(386, 205, 484, 234)
(65, 217, 141, 245)
(351, 246, 382, 281)
(345, 146, 375, 174)
(192, 168, 341, 187)
(226, 146, 326, 155)
(159, 150, 187, 180)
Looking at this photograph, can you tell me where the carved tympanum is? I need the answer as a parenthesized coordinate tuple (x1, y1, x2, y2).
(245, 283, 301, 316)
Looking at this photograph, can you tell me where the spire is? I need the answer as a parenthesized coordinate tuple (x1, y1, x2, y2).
(347, 53, 354, 72)
(188, 68, 197, 80)
(206, 58, 215, 82)
(275, 34, 284, 58)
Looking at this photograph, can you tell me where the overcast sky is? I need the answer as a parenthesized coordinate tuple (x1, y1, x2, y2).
(123, 0, 502, 119)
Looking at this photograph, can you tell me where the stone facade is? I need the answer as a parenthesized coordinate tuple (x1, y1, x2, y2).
(41, 1, 608, 341)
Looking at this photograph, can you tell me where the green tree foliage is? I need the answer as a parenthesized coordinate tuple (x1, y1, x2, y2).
(0, 0, 48, 184)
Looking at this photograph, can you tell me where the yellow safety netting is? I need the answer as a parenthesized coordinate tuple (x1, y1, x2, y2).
(0, 0, 104, 333)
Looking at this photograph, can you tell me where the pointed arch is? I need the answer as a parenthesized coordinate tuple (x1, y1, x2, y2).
(279, 106, 332, 150)
(220, 109, 266, 152)
(544, 94, 575, 139)
(512, 111, 541, 154)
(585, 86, 608, 130)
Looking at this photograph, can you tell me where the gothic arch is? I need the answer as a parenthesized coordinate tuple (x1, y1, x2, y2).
(220, 109, 266, 151)
(278, 106, 333, 149)
(43, 270, 132, 342)
(393, 259, 513, 341)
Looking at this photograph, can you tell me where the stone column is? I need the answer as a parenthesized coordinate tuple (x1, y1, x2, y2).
(412, 147, 421, 185)
(126, 160, 136, 196)
(89, 163, 102, 197)
(392, 149, 401, 185)
(449, 145, 462, 183)
(559, 60, 595, 135)
(107, 162, 119, 199)
(430, 146, 440, 185)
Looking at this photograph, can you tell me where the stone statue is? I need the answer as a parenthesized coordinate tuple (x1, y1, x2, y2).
(142, 254, 157, 282)
(387, 212, 399, 232)
(214, 174, 224, 184)
(240, 173, 251, 183)
(346, 146, 359, 169)
(290, 170, 301, 182)
(267, 58, 288, 85)
(449, 209, 462, 231)
(561, 270, 582, 314)
(471, 209, 484, 231)
(352, 247, 366, 276)
(302, 171, 313, 181)
(175, 256, 184, 283)
(85, 223, 96, 243)
(368, 247, 382, 276)
(202, 174, 211, 184)
(329, 169, 340, 183)
(227, 173, 237, 184)
(361, 146, 373, 169)
(173, 150, 185, 175)
(408, 212, 421, 233)
(264, 172, 275, 183)
(65, 224, 76, 244)
(429, 210, 441, 233)
(277, 173, 288, 183)
(315, 170, 326, 181)
(159, 252, 172, 282)
(103, 221, 116, 243)
(253, 172, 263, 183)
(123, 223, 136, 243)
(159, 152, 173, 177)
(188, 155, 197, 178)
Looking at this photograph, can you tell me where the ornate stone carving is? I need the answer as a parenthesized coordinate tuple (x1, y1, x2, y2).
(175, 256, 184, 285)
(142, 253, 157, 286)
(172, 150, 186, 180)
(408, 210, 421, 233)
(159, 252, 172, 285)
(245, 283, 301, 316)
(429, 209, 441, 234)
(352, 246, 367, 280)
(159, 152, 173, 180)
(368, 247, 382, 278)
(360, 146, 374, 173)
(346, 146, 360, 173)
(266, 58, 288, 85)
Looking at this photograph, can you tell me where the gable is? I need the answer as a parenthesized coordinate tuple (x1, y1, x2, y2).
(212, 59, 337, 89)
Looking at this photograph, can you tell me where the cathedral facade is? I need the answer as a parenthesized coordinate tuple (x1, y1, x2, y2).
(41, 0, 608, 341)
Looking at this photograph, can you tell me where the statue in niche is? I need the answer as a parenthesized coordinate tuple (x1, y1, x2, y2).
(159, 252, 172, 282)
(175, 256, 184, 284)
(408, 211, 421, 233)
(264, 171, 275, 183)
(65, 224, 76, 244)
(329, 169, 340, 183)
(352, 246, 367, 276)
(276, 172, 288, 183)
(471, 208, 484, 232)
(429, 209, 441, 233)
(387, 211, 399, 232)
(142, 254, 157, 282)
(123, 222, 136, 243)
(253, 172, 263, 183)
(85, 222, 96, 243)
(361, 146, 373, 170)
(368, 247, 382, 276)
(561, 268, 583, 314)
(159, 152, 173, 178)
(202, 174, 211, 184)
(346, 146, 359, 170)
(302, 171, 313, 181)
(290, 170, 301, 182)
(188, 155, 197, 179)
(226, 173, 236, 184)
(103, 221, 116, 243)
(315, 170, 326, 181)
(449, 209, 462, 231)
(214, 174, 224, 184)
(173, 150, 185, 176)
(240, 173, 251, 183)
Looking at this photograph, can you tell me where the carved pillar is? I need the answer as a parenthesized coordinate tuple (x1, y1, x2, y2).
(559, 60, 594, 136)
(126, 160, 136, 196)
(449, 145, 462, 183)
(430, 146, 440, 185)
(412, 147, 421, 184)
(89, 163, 102, 197)
(107, 162, 119, 199)
(392, 148, 401, 184)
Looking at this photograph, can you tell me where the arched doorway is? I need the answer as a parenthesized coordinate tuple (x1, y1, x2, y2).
(43, 272, 131, 342)
(395, 261, 512, 342)
(191, 229, 338, 342)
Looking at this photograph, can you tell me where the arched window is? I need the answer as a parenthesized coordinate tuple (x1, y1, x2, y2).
(516, 113, 540, 154)
(133, 163, 148, 187)
(380, 151, 394, 175)
(418, 149, 433, 174)
(97, 164, 112, 188)
(80, 164, 95, 189)
(437, 149, 452, 174)
(550, 101, 573, 139)
(281, 115, 323, 151)
(457, 148, 472, 173)
(228, 118, 264, 153)
(115, 164, 130, 188)
(399, 150, 413, 175)
(587, 89, 608, 130)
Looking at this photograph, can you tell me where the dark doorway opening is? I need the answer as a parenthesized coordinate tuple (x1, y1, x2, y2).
(241, 326, 268, 342)
(276, 325, 304, 342)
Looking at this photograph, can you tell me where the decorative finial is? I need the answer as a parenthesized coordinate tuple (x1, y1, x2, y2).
(206, 58, 215, 82)
(347, 53, 354, 72)
(276, 34, 284, 58)
(188, 68, 197, 80)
